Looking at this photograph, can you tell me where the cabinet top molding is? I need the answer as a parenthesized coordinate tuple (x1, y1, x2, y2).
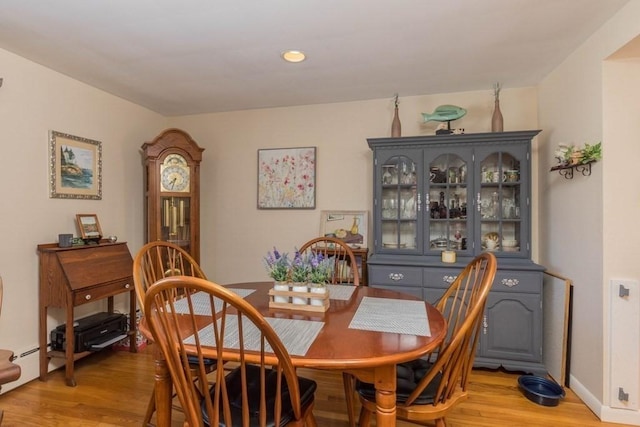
(368, 130, 542, 149)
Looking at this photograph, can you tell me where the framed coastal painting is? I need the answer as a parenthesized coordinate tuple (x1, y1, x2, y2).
(320, 210, 368, 248)
(49, 130, 102, 200)
(257, 146, 316, 209)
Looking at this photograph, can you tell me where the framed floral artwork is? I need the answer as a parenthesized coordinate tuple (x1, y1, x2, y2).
(49, 130, 102, 199)
(257, 147, 316, 209)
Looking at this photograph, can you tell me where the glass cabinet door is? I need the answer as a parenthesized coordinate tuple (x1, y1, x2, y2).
(425, 150, 471, 255)
(376, 151, 421, 252)
(475, 144, 528, 256)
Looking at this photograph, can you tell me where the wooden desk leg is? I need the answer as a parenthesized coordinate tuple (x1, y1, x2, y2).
(373, 364, 397, 427)
(64, 302, 76, 387)
(153, 345, 172, 427)
(128, 290, 138, 353)
(38, 305, 49, 381)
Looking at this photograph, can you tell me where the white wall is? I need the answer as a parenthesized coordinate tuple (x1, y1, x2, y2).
(0, 48, 166, 389)
(538, 1, 640, 423)
(171, 88, 538, 284)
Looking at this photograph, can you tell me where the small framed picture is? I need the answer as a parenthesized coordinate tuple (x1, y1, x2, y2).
(319, 210, 368, 248)
(76, 214, 103, 240)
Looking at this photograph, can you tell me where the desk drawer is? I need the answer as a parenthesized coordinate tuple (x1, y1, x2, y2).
(369, 265, 422, 287)
(72, 278, 133, 306)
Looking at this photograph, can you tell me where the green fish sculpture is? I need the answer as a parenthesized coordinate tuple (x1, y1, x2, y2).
(422, 105, 467, 123)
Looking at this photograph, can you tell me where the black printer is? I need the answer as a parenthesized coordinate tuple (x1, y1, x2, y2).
(50, 312, 128, 353)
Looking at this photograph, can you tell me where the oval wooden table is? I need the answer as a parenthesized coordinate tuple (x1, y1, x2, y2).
(142, 282, 446, 427)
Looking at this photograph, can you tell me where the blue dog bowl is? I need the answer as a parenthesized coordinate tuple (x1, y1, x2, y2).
(518, 375, 565, 407)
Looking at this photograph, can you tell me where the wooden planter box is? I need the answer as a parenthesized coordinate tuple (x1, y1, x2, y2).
(268, 285, 329, 312)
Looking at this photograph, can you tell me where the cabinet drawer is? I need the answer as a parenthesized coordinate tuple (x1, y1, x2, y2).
(72, 278, 134, 306)
(493, 271, 541, 294)
(423, 268, 463, 290)
(369, 265, 422, 287)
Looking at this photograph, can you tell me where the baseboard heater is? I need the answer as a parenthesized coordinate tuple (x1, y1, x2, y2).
(50, 312, 128, 353)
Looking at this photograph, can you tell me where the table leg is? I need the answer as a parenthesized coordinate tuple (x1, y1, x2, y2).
(373, 364, 397, 427)
(153, 345, 172, 427)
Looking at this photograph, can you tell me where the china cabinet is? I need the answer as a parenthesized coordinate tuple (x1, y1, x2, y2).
(367, 130, 546, 375)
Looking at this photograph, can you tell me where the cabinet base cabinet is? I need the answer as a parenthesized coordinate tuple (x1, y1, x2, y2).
(369, 262, 546, 376)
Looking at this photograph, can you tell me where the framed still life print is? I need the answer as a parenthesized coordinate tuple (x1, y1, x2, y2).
(320, 210, 368, 248)
(49, 130, 102, 200)
(257, 147, 316, 209)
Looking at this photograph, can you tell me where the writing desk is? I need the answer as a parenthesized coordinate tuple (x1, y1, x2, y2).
(144, 282, 446, 427)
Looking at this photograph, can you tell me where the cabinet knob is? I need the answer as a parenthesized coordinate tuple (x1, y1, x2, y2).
(443, 275, 457, 284)
(501, 278, 519, 288)
(124, 283, 131, 289)
(85, 294, 92, 300)
(388, 273, 404, 281)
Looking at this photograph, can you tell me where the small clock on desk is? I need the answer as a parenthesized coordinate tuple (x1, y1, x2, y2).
(141, 129, 204, 263)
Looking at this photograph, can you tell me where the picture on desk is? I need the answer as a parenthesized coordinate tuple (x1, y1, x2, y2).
(320, 210, 368, 248)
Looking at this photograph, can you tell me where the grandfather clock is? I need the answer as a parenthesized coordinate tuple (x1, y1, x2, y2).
(141, 128, 204, 263)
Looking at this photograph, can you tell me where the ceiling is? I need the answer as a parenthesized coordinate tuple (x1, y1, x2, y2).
(0, 0, 629, 116)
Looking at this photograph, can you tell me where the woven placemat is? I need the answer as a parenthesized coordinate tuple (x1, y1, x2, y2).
(349, 296, 431, 336)
(172, 289, 256, 315)
(186, 316, 324, 356)
(326, 284, 357, 300)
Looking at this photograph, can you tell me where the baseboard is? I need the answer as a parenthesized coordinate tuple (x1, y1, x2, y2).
(570, 374, 640, 426)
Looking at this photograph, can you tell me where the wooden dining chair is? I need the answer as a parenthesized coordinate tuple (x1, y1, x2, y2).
(352, 252, 497, 427)
(0, 276, 22, 426)
(299, 237, 362, 426)
(132, 241, 210, 426)
(298, 237, 360, 286)
(133, 241, 207, 312)
(144, 275, 318, 427)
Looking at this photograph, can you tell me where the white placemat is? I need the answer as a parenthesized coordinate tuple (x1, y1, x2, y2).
(185, 316, 324, 356)
(326, 284, 357, 300)
(172, 289, 256, 315)
(349, 296, 431, 336)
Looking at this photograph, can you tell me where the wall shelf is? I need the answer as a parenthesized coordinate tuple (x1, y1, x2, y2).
(550, 160, 595, 179)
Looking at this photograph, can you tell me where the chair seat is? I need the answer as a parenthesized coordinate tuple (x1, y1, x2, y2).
(356, 359, 443, 406)
(0, 350, 21, 385)
(202, 364, 317, 427)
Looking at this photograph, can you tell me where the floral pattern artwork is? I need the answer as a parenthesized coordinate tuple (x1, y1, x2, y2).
(258, 147, 316, 209)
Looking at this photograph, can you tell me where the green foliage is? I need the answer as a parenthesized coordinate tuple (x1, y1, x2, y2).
(580, 142, 602, 163)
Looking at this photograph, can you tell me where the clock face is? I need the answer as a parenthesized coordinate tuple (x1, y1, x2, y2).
(160, 154, 190, 192)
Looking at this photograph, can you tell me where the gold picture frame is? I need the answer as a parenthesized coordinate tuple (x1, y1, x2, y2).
(319, 210, 368, 248)
(76, 214, 103, 240)
(49, 130, 102, 200)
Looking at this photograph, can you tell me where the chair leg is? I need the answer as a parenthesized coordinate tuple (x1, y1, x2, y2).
(358, 405, 371, 427)
(143, 386, 156, 426)
(342, 372, 357, 427)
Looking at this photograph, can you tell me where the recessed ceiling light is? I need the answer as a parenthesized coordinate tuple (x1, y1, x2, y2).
(282, 50, 306, 63)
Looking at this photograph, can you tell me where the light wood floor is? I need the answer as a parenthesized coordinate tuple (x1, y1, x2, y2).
(0, 345, 633, 427)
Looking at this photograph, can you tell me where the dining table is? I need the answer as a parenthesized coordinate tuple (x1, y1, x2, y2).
(140, 281, 447, 427)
